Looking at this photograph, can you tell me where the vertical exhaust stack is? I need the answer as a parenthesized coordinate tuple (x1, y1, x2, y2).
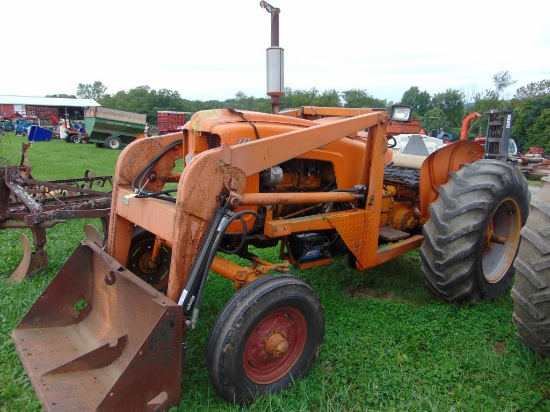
(260, 1, 284, 114)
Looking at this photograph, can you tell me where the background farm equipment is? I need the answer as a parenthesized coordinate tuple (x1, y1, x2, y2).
(0, 143, 112, 281)
(85, 107, 148, 149)
(27, 125, 53, 142)
(14, 118, 34, 136)
(422, 116, 454, 142)
(479, 109, 514, 162)
(508, 147, 550, 181)
(519, 160, 550, 181)
(157, 111, 192, 134)
(54, 114, 87, 143)
(1, 119, 15, 132)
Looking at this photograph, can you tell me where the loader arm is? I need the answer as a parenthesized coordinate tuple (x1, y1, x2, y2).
(108, 110, 389, 302)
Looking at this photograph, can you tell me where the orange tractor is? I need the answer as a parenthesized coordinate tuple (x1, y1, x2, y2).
(12, 105, 530, 410)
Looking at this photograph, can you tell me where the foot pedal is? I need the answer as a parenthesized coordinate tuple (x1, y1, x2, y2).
(378, 226, 411, 242)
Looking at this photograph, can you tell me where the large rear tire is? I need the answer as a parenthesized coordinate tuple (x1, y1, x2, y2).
(207, 275, 325, 404)
(512, 177, 550, 356)
(421, 159, 530, 303)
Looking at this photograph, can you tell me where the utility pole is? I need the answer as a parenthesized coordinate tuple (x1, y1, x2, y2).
(260, 1, 283, 114)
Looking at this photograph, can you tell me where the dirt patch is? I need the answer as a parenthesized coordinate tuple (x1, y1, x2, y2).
(492, 341, 506, 354)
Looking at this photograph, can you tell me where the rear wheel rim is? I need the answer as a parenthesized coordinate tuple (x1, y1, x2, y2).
(482, 197, 521, 283)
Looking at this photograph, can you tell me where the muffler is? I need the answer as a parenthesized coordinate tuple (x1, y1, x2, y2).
(11, 240, 183, 411)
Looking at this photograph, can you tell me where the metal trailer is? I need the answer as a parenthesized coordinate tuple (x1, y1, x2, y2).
(85, 107, 147, 149)
(157, 111, 192, 134)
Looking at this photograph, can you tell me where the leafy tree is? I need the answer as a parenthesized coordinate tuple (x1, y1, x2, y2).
(314, 89, 341, 107)
(76, 81, 107, 100)
(282, 88, 321, 108)
(256, 99, 273, 113)
(421, 108, 448, 137)
(512, 94, 550, 151)
(473, 71, 517, 104)
(470, 72, 522, 140)
(492, 71, 517, 99)
(431, 89, 465, 136)
(525, 108, 550, 151)
(474, 71, 517, 113)
(154, 88, 185, 111)
(46, 93, 77, 98)
(225, 92, 270, 112)
(226, 91, 253, 110)
(514, 80, 550, 100)
(341, 89, 386, 109)
(400, 87, 432, 117)
(68, 75, 549, 149)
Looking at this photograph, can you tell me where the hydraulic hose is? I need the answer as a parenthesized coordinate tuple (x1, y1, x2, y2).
(132, 139, 183, 202)
(179, 206, 261, 329)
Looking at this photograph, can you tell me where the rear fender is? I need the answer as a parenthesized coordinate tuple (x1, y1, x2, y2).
(419, 140, 484, 219)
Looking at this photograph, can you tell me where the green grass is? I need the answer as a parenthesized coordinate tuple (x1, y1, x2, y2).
(1, 131, 549, 412)
(0, 132, 120, 179)
(528, 179, 543, 186)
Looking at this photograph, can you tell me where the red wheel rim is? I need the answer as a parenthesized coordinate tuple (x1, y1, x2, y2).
(242, 306, 307, 384)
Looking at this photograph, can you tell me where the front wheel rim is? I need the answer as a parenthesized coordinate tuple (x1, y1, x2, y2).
(242, 306, 307, 384)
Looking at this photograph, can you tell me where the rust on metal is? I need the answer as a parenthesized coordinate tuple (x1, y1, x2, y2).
(1, 144, 113, 281)
(11, 241, 183, 411)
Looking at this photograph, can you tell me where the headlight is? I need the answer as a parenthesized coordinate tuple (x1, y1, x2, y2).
(390, 105, 412, 122)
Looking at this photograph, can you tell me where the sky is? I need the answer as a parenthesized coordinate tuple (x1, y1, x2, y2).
(2, 0, 549, 104)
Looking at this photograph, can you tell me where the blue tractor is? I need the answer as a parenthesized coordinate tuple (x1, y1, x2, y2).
(423, 117, 454, 143)
(14, 118, 34, 136)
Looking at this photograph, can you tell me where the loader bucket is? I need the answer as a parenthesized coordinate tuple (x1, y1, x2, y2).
(11, 241, 183, 412)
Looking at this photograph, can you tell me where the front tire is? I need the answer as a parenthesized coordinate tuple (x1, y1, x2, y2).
(207, 275, 325, 404)
(421, 159, 530, 303)
(512, 177, 550, 356)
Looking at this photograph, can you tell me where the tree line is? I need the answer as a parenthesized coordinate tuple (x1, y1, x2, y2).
(50, 72, 550, 152)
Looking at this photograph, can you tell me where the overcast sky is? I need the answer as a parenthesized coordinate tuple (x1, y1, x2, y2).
(3, 1, 548, 104)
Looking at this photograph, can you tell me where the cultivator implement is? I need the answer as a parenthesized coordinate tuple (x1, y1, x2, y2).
(0, 143, 112, 281)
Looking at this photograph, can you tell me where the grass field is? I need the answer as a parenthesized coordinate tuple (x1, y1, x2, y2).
(0, 132, 549, 411)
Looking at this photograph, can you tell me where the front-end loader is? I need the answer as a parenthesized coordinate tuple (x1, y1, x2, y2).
(11, 105, 530, 410)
